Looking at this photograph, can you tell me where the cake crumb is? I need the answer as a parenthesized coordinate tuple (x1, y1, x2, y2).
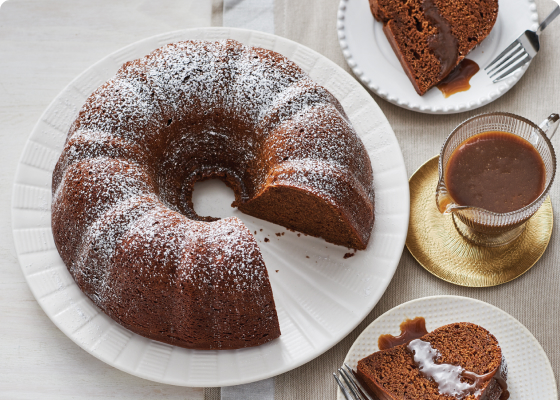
(254, 231, 257, 235)
(306, 255, 309, 258)
(260, 229, 263, 232)
(275, 270, 279, 273)
(297, 233, 301, 237)
(343, 252, 355, 259)
(264, 238, 270, 242)
(281, 232, 285, 236)
(275, 233, 282, 237)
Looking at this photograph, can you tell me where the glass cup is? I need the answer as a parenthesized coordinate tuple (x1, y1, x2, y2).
(436, 112, 559, 247)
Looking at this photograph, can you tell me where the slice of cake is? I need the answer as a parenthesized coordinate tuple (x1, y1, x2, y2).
(357, 322, 508, 399)
(369, 0, 499, 95)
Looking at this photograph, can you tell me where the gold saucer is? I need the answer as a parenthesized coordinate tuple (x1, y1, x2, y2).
(406, 155, 553, 287)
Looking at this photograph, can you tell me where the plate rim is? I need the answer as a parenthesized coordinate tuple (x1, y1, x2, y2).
(11, 27, 410, 387)
(337, 294, 558, 399)
(337, 0, 539, 114)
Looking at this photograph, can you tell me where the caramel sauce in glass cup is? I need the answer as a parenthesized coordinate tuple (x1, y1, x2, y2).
(436, 112, 559, 247)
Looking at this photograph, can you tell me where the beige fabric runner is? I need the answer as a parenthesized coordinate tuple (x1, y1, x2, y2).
(212, 0, 560, 398)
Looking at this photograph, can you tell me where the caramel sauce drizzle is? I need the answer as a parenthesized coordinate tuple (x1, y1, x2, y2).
(423, 0, 459, 79)
(378, 317, 428, 350)
(422, 0, 481, 97)
(462, 368, 510, 400)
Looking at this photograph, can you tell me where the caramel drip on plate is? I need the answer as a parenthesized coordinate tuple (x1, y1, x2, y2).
(378, 317, 428, 350)
(463, 366, 510, 400)
(437, 59, 480, 97)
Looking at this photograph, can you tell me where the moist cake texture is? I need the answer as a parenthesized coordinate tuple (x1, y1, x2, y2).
(52, 40, 375, 350)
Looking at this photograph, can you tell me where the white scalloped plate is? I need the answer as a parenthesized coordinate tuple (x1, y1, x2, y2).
(11, 28, 409, 387)
(337, 295, 557, 399)
(337, 0, 539, 114)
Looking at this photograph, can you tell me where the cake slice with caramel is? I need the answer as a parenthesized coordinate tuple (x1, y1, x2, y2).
(369, 0, 498, 95)
(356, 322, 508, 400)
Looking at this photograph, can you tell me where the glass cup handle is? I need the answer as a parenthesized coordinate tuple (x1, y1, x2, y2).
(539, 113, 560, 139)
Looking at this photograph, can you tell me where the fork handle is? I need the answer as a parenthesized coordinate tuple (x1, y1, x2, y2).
(536, 4, 560, 35)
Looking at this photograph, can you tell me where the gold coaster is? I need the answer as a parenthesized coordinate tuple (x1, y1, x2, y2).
(406, 155, 553, 287)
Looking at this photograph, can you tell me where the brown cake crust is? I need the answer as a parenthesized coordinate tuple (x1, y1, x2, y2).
(357, 322, 506, 400)
(370, 0, 498, 95)
(52, 40, 375, 350)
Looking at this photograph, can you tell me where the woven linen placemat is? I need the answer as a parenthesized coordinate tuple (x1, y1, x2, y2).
(270, 0, 560, 399)
(209, 0, 560, 398)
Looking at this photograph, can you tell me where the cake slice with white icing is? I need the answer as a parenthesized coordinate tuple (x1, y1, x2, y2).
(356, 322, 508, 400)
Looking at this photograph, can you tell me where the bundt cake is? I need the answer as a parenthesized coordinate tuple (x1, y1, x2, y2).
(369, 0, 499, 95)
(357, 322, 508, 399)
(52, 40, 375, 350)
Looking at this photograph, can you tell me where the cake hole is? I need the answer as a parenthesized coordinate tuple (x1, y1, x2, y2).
(192, 179, 236, 219)
(167, 118, 173, 126)
(414, 17, 423, 32)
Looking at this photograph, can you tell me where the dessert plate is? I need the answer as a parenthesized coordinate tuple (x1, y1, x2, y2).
(337, 295, 557, 400)
(337, 0, 539, 114)
(11, 28, 409, 387)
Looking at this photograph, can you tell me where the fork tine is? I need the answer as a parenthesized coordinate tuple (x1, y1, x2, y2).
(488, 50, 529, 79)
(486, 43, 523, 75)
(485, 40, 521, 70)
(343, 364, 378, 400)
(339, 368, 366, 400)
(487, 46, 526, 76)
(492, 54, 531, 82)
(334, 372, 354, 400)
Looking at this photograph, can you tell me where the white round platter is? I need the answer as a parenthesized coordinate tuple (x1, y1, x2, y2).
(337, 0, 539, 114)
(11, 27, 410, 387)
(337, 295, 557, 399)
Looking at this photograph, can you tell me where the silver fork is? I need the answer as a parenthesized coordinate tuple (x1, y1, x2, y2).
(333, 363, 377, 400)
(486, 4, 560, 82)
